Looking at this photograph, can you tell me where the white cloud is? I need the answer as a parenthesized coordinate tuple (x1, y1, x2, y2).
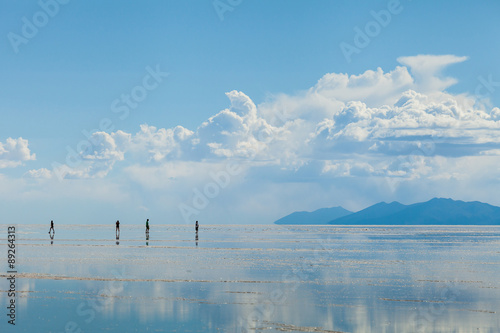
(195, 91, 283, 161)
(309, 87, 500, 163)
(0, 137, 35, 168)
(130, 124, 193, 162)
(57, 131, 131, 179)
(312, 65, 414, 107)
(322, 160, 378, 177)
(397, 54, 468, 93)
(25, 168, 52, 179)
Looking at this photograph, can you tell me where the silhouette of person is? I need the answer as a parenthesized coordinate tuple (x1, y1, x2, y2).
(195, 221, 199, 246)
(48, 220, 55, 234)
(116, 220, 120, 238)
(146, 219, 150, 233)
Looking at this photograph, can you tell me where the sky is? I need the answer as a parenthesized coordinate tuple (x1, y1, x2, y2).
(1, 0, 500, 225)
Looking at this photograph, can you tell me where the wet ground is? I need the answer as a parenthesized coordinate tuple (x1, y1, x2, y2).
(1, 224, 499, 332)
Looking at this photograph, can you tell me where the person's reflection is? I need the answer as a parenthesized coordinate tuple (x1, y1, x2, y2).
(50, 232, 54, 245)
(146, 233, 149, 246)
(195, 231, 199, 247)
(116, 234, 120, 246)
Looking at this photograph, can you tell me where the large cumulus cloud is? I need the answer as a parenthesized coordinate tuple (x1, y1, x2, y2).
(36, 54, 500, 190)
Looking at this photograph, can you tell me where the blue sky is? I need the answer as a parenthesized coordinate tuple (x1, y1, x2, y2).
(2, 0, 500, 224)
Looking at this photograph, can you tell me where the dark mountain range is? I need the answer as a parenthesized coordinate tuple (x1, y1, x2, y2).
(274, 198, 500, 225)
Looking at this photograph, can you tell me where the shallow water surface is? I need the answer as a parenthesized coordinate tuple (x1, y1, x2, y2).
(1, 224, 499, 332)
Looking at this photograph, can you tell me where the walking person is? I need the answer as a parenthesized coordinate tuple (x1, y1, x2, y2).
(195, 221, 199, 247)
(116, 220, 120, 238)
(146, 219, 150, 234)
(48, 220, 55, 234)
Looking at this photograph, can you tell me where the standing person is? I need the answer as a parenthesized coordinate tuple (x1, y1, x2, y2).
(116, 220, 120, 238)
(195, 221, 199, 247)
(48, 220, 55, 234)
(146, 219, 150, 233)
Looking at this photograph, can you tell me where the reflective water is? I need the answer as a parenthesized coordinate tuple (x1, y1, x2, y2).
(1, 225, 499, 332)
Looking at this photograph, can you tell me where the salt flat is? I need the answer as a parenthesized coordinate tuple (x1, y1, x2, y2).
(1, 224, 499, 332)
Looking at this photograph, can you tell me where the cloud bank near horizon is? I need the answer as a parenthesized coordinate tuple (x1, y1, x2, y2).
(5, 54, 500, 222)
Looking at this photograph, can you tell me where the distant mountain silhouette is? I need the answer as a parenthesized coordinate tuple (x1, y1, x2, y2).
(274, 206, 352, 225)
(329, 198, 500, 225)
(329, 201, 406, 225)
(273, 198, 500, 225)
